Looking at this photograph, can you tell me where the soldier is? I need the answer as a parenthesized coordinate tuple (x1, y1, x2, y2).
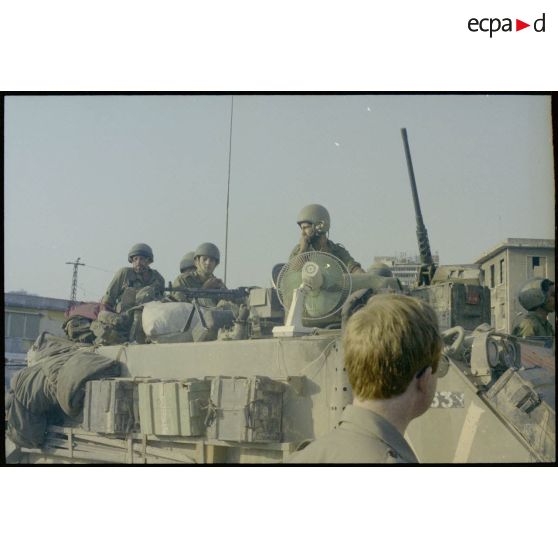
(289, 204, 364, 273)
(179, 251, 196, 275)
(171, 242, 226, 303)
(512, 278, 555, 338)
(367, 262, 394, 277)
(93, 243, 165, 344)
(288, 293, 446, 463)
(101, 243, 165, 313)
(166, 251, 196, 303)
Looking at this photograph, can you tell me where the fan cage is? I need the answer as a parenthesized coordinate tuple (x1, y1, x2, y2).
(276, 251, 352, 321)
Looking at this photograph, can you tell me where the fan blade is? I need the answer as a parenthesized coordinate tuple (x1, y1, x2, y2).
(279, 269, 302, 309)
(305, 290, 343, 317)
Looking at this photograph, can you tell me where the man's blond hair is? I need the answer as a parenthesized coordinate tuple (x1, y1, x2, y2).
(343, 293, 442, 400)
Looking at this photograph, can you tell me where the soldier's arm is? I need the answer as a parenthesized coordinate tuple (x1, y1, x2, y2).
(203, 276, 226, 289)
(289, 244, 302, 260)
(101, 268, 127, 310)
(170, 274, 188, 302)
(516, 318, 537, 338)
(334, 244, 363, 273)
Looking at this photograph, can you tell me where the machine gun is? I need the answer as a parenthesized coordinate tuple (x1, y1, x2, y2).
(401, 128, 437, 286)
(165, 283, 250, 302)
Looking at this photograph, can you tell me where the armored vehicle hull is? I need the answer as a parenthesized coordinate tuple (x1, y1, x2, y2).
(8, 330, 554, 464)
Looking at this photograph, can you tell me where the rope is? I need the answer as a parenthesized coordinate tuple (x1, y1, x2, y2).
(114, 344, 127, 363)
(274, 337, 337, 379)
(202, 399, 219, 427)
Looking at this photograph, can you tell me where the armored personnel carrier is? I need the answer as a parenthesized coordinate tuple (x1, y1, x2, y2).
(6, 130, 554, 464)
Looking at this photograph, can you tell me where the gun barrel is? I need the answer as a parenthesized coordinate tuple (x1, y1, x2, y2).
(401, 128, 436, 285)
(401, 128, 425, 230)
(165, 285, 248, 300)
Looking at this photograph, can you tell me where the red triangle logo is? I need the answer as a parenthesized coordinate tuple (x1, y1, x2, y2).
(516, 19, 530, 31)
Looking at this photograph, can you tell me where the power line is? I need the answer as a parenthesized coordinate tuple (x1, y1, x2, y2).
(83, 263, 113, 273)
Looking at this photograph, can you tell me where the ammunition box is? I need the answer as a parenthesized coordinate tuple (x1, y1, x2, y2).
(206, 376, 285, 443)
(411, 282, 491, 331)
(138, 379, 210, 436)
(82, 378, 139, 434)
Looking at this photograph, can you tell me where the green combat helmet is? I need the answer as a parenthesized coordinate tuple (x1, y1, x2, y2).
(128, 243, 154, 263)
(297, 204, 330, 234)
(195, 242, 220, 264)
(518, 278, 555, 311)
(368, 262, 394, 278)
(180, 251, 196, 273)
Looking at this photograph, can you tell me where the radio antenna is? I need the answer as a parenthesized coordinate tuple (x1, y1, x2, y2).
(224, 95, 234, 285)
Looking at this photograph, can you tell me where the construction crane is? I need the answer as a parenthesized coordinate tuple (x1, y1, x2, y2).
(65, 257, 85, 310)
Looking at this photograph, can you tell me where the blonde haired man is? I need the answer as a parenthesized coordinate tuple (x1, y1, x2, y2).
(288, 293, 445, 463)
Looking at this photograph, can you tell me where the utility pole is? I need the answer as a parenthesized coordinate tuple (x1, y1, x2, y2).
(65, 257, 85, 310)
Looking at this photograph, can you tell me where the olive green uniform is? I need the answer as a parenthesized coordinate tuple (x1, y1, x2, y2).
(289, 238, 361, 272)
(170, 270, 226, 305)
(512, 312, 555, 338)
(287, 405, 418, 464)
(101, 267, 165, 311)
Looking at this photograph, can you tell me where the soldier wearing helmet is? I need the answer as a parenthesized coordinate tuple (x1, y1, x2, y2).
(170, 242, 226, 303)
(179, 251, 196, 274)
(100, 243, 165, 312)
(289, 204, 364, 273)
(512, 278, 555, 338)
(368, 262, 394, 277)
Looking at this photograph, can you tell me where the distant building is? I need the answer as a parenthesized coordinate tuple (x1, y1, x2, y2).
(373, 252, 440, 288)
(4, 292, 72, 388)
(475, 238, 555, 333)
(5, 291, 71, 354)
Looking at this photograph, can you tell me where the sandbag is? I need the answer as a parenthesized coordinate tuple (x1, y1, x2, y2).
(198, 307, 236, 330)
(142, 301, 199, 342)
(142, 301, 235, 343)
(56, 351, 122, 416)
(64, 316, 96, 343)
(90, 310, 131, 345)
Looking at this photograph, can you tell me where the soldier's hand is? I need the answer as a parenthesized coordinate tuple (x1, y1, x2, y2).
(203, 277, 225, 289)
(299, 233, 310, 251)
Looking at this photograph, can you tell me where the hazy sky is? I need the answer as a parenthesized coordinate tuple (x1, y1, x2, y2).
(4, 94, 555, 302)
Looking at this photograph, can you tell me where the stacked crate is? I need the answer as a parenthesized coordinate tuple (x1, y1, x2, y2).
(82, 375, 285, 443)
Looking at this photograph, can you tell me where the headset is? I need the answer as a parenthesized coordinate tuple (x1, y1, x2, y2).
(313, 221, 326, 234)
